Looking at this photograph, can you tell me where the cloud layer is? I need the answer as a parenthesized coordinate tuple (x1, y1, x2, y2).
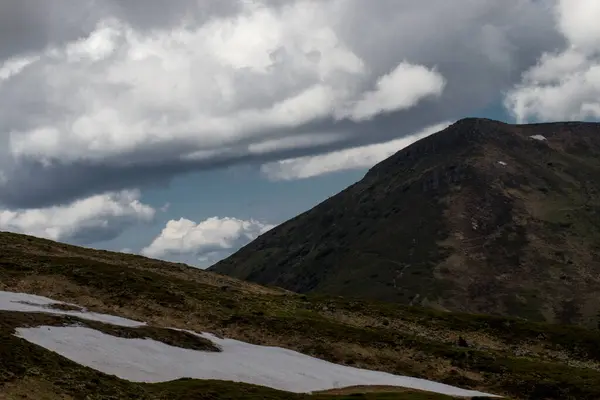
(261, 121, 452, 180)
(0, 190, 155, 244)
(141, 217, 274, 264)
(0, 0, 560, 209)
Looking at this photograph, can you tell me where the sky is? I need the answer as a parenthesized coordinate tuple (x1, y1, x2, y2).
(0, 0, 599, 268)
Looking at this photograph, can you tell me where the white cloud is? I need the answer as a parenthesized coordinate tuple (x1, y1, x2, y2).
(0, 190, 155, 244)
(340, 62, 445, 121)
(248, 133, 346, 155)
(3, 2, 442, 166)
(261, 121, 452, 180)
(0, 55, 39, 82)
(141, 217, 274, 263)
(556, 0, 600, 51)
(505, 0, 600, 122)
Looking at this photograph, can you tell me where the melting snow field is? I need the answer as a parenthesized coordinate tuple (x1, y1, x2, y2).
(2, 290, 498, 397)
(0, 290, 144, 327)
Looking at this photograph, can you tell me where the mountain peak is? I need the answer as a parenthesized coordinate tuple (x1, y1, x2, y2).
(364, 117, 508, 180)
(211, 119, 600, 328)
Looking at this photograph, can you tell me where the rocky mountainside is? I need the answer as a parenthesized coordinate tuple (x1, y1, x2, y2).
(210, 118, 600, 328)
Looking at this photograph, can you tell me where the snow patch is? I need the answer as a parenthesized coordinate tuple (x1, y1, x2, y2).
(497, 161, 507, 166)
(0, 290, 144, 327)
(15, 325, 498, 397)
(529, 134, 547, 141)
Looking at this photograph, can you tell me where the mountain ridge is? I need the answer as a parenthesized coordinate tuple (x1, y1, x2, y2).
(210, 118, 600, 328)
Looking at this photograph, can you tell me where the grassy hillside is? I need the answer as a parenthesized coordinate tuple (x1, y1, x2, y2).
(210, 118, 600, 328)
(1, 231, 600, 399)
(0, 310, 460, 400)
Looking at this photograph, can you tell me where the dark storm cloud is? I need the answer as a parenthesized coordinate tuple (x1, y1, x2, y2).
(0, 1, 101, 61)
(0, 0, 244, 61)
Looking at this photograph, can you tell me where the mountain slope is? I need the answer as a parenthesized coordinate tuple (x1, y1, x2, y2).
(2, 231, 600, 399)
(2, 291, 494, 399)
(210, 118, 600, 328)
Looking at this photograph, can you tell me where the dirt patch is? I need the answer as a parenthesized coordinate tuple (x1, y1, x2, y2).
(84, 321, 221, 352)
(11, 300, 83, 312)
(45, 303, 84, 312)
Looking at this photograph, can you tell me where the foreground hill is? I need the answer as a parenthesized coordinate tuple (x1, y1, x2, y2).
(1, 290, 495, 399)
(2, 232, 600, 399)
(210, 118, 600, 328)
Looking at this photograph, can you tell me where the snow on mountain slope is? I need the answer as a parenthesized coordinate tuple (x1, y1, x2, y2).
(3, 290, 498, 397)
(0, 290, 144, 327)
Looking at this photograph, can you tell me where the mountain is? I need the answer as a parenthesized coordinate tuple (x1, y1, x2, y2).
(2, 231, 600, 399)
(210, 118, 600, 328)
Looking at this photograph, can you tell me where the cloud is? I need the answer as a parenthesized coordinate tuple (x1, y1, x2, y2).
(261, 121, 452, 180)
(0, 0, 561, 208)
(505, 0, 600, 122)
(340, 63, 445, 121)
(141, 217, 274, 264)
(4, 12, 442, 164)
(0, 55, 39, 82)
(0, 190, 155, 244)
